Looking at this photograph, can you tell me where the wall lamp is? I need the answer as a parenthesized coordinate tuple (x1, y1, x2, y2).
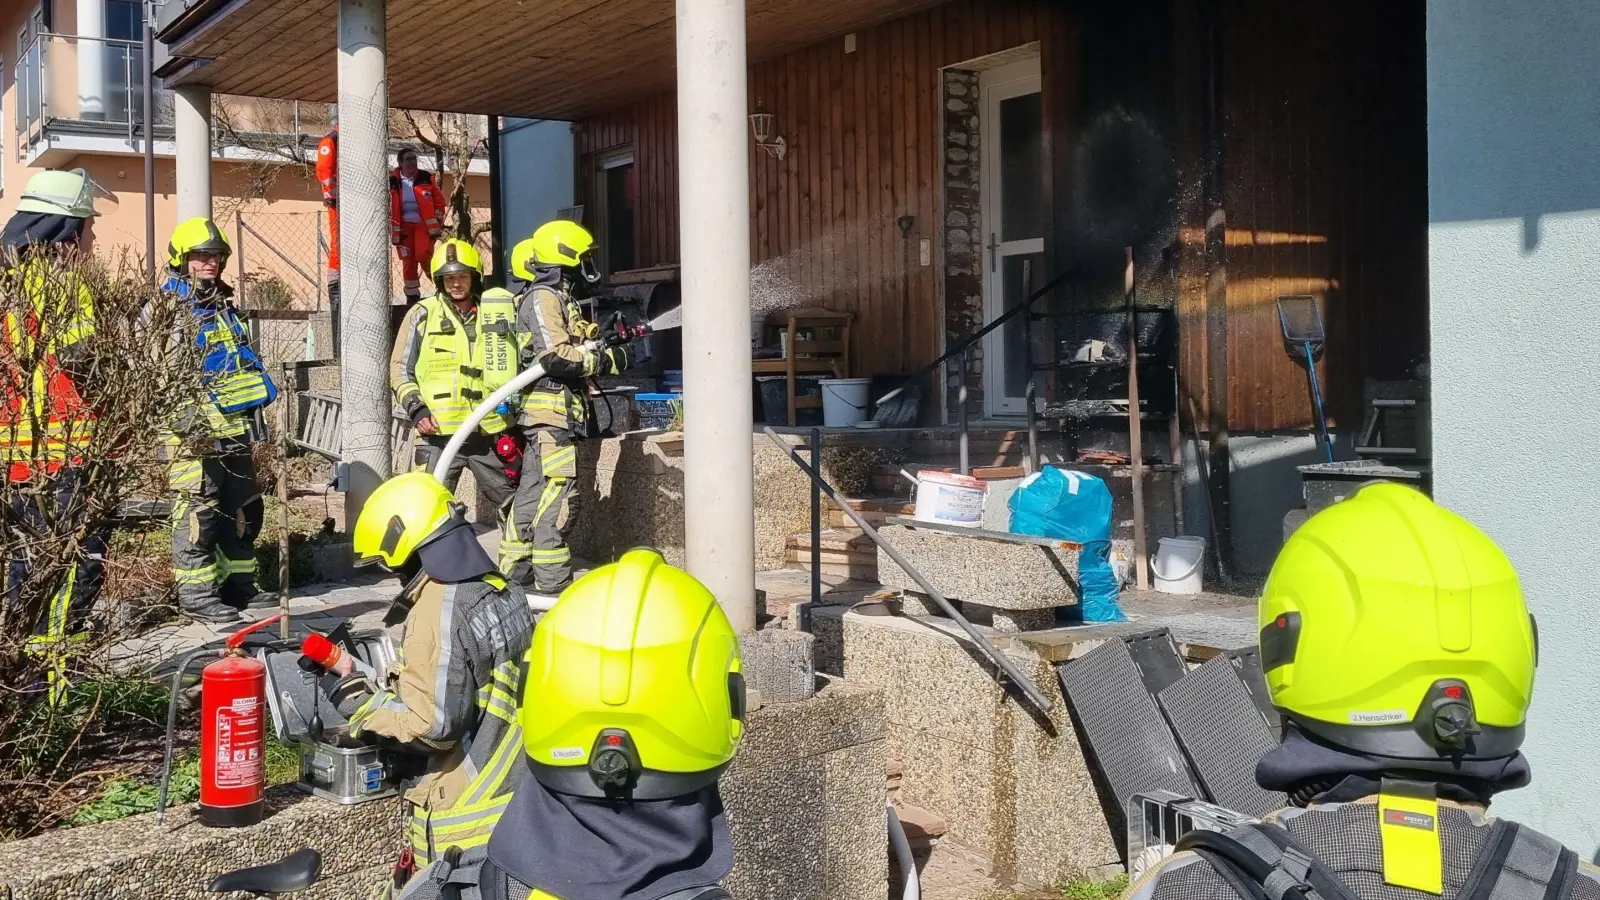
(749, 102, 788, 160)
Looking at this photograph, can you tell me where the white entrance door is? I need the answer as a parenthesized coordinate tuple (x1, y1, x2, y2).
(979, 59, 1045, 417)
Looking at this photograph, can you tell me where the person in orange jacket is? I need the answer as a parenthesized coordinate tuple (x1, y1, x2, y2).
(390, 148, 447, 303)
(315, 110, 340, 354)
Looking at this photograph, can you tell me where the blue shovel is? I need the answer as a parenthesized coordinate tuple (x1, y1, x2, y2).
(1277, 295, 1334, 462)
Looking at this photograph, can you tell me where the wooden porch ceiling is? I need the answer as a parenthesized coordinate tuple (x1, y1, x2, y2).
(165, 0, 950, 119)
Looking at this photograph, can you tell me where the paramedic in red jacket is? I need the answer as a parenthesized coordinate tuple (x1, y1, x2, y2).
(316, 114, 340, 355)
(390, 148, 447, 303)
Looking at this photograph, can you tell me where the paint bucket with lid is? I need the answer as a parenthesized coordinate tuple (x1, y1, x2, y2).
(913, 471, 986, 527)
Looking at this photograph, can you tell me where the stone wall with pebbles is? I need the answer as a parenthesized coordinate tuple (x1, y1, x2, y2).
(0, 686, 890, 900)
(942, 68, 987, 422)
(569, 431, 816, 572)
(0, 787, 399, 900)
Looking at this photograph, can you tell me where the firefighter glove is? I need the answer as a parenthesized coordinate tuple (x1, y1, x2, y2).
(600, 345, 632, 376)
(331, 673, 376, 718)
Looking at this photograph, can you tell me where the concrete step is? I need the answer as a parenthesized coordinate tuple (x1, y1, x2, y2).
(824, 496, 916, 528)
(909, 435, 1034, 457)
(867, 462, 1032, 495)
(893, 802, 949, 845)
(784, 527, 877, 581)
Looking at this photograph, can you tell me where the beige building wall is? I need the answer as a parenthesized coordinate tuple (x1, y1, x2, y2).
(2, 0, 490, 308)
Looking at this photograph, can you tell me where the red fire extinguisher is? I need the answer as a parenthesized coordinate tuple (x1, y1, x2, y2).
(158, 615, 281, 828)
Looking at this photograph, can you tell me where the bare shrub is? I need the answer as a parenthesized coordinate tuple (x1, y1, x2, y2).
(0, 247, 205, 727)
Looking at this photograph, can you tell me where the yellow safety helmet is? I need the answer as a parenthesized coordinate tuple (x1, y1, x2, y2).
(18, 168, 101, 219)
(430, 238, 483, 278)
(1259, 482, 1536, 762)
(166, 217, 232, 271)
(527, 220, 600, 284)
(510, 237, 539, 282)
(351, 472, 460, 569)
(520, 548, 745, 800)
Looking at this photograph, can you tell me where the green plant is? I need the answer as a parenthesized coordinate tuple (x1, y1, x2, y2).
(65, 736, 301, 827)
(241, 271, 298, 310)
(987, 873, 1131, 900)
(3, 677, 168, 782)
(67, 753, 198, 827)
(1060, 874, 1129, 900)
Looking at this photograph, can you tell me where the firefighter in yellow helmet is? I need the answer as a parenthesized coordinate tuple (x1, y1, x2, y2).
(397, 548, 743, 900)
(1124, 484, 1599, 900)
(161, 216, 280, 624)
(2, 168, 106, 697)
(499, 222, 634, 597)
(343, 472, 535, 895)
(390, 238, 520, 507)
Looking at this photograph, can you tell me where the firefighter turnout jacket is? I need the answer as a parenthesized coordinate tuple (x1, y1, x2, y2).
(160, 275, 278, 442)
(513, 271, 605, 433)
(391, 292, 519, 436)
(345, 564, 534, 866)
(0, 257, 96, 482)
(1127, 795, 1600, 900)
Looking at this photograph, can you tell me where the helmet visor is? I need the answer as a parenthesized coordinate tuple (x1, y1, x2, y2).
(578, 252, 601, 285)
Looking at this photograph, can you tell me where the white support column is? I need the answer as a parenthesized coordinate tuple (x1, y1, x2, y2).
(336, 0, 393, 528)
(76, 0, 106, 119)
(173, 85, 212, 221)
(676, 0, 755, 632)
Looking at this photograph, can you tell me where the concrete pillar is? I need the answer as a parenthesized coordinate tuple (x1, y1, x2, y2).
(173, 85, 212, 221)
(336, 0, 393, 528)
(76, 0, 106, 119)
(676, 0, 755, 632)
(1427, 0, 1600, 855)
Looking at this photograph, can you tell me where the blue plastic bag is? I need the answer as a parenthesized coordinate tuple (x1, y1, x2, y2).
(1008, 467, 1128, 623)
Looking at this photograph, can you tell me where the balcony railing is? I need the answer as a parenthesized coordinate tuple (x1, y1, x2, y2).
(13, 33, 490, 167)
(13, 32, 176, 156)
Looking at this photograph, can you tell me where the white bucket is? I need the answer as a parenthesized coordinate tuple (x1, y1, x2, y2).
(820, 377, 872, 427)
(913, 471, 986, 527)
(1152, 535, 1206, 595)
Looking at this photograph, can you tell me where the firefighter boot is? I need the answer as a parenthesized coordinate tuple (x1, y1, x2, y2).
(180, 598, 243, 625)
(227, 591, 281, 612)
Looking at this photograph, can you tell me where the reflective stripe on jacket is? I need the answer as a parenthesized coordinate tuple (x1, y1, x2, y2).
(161, 275, 276, 439)
(514, 279, 595, 431)
(391, 294, 516, 435)
(390, 169, 446, 239)
(346, 576, 534, 866)
(0, 257, 96, 481)
(1127, 797, 1600, 900)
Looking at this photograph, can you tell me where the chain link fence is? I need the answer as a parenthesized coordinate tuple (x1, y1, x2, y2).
(226, 205, 496, 316)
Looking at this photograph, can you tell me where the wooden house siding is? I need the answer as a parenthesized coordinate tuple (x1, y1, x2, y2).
(574, 0, 1428, 431)
(1174, 0, 1428, 432)
(576, 0, 1072, 379)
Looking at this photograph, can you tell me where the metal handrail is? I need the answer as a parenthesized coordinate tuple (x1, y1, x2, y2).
(873, 265, 1074, 475)
(762, 426, 1054, 712)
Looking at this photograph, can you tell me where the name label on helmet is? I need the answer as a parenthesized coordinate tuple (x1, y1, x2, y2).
(1348, 709, 1408, 724)
(549, 746, 584, 760)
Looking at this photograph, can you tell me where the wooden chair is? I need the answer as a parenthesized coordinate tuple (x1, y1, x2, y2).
(752, 309, 853, 424)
